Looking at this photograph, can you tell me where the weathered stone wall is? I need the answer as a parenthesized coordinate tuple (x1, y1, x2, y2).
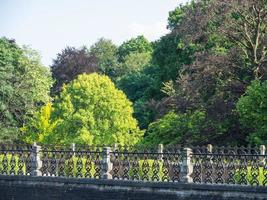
(0, 176, 266, 200)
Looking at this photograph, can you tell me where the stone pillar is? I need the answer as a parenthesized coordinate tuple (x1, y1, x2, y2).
(71, 143, 76, 156)
(260, 145, 266, 155)
(30, 143, 42, 176)
(180, 148, 193, 183)
(158, 144, 164, 161)
(260, 145, 266, 164)
(207, 144, 213, 153)
(101, 147, 113, 179)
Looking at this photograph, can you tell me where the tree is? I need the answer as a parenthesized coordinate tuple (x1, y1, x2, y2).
(117, 35, 152, 62)
(26, 73, 143, 145)
(51, 46, 98, 95)
(167, 2, 191, 30)
(144, 0, 267, 145)
(142, 110, 209, 146)
(217, 0, 267, 80)
(151, 34, 196, 85)
(0, 37, 52, 142)
(117, 72, 157, 129)
(89, 38, 119, 79)
(237, 80, 267, 145)
(117, 52, 151, 77)
(21, 102, 58, 144)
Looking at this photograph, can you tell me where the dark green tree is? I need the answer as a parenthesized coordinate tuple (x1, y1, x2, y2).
(237, 80, 267, 145)
(0, 37, 52, 142)
(90, 38, 119, 79)
(117, 35, 152, 62)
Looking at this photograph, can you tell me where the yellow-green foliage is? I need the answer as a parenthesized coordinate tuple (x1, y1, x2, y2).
(21, 102, 58, 143)
(22, 73, 143, 146)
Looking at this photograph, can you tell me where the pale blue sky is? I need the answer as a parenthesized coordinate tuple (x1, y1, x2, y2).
(0, 0, 188, 66)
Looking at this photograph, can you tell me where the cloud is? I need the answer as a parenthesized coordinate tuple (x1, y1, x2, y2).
(128, 21, 170, 41)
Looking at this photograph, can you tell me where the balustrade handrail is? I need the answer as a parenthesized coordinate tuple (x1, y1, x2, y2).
(0, 143, 266, 186)
(191, 153, 267, 156)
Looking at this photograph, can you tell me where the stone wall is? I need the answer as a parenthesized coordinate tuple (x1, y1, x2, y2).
(0, 176, 266, 200)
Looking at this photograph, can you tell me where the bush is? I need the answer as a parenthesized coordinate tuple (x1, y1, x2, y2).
(237, 80, 267, 145)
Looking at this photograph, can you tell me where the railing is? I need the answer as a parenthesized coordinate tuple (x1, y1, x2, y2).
(0, 143, 266, 186)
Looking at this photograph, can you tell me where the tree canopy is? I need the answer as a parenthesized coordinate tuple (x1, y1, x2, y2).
(237, 80, 267, 145)
(23, 73, 143, 145)
(51, 46, 98, 95)
(2, 0, 267, 146)
(0, 37, 52, 142)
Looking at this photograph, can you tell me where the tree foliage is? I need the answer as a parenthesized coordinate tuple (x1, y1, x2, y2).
(51, 46, 98, 95)
(90, 38, 118, 79)
(4, 0, 267, 146)
(24, 73, 143, 145)
(0, 37, 52, 142)
(237, 80, 267, 145)
(117, 35, 153, 62)
(142, 110, 208, 146)
(144, 0, 267, 145)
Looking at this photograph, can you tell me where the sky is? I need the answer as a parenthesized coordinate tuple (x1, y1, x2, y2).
(0, 0, 188, 66)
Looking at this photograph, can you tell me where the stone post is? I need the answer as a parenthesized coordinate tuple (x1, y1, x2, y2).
(71, 143, 76, 151)
(260, 145, 266, 164)
(30, 143, 42, 176)
(207, 144, 213, 153)
(180, 148, 193, 183)
(260, 145, 266, 155)
(158, 144, 164, 161)
(101, 147, 113, 179)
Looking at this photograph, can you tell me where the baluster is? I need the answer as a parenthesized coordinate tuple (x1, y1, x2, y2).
(151, 152, 160, 182)
(172, 151, 181, 182)
(112, 150, 120, 180)
(250, 155, 259, 186)
(2, 151, 8, 175)
(10, 150, 16, 175)
(76, 150, 83, 178)
(58, 151, 65, 177)
(49, 150, 57, 176)
(239, 156, 248, 185)
(215, 155, 225, 184)
(131, 150, 140, 180)
(17, 151, 25, 175)
(41, 149, 49, 176)
(122, 151, 130, 180)
(192, 155, 202, 183)
(25, 151, 31, 176)
(141, 151, 150, 181)
(85, 152, 92, 178)
(226, 150, 236, 184)
(263, 161, 267, 186)
(67, 151, 74, 177)
(94, 148, 101, 179)
(162, 153, 170, 182)
(203, 154, 213, 184)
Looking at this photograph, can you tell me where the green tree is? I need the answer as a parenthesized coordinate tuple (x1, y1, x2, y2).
(142, 110, 208, 146)
(151, 34, 196, 85)
(90, 38, 119, 79)
(117, 52, 151, 77)
(0, 37, 52, 142)
(30, 73, 143, 145)
(117, 35, 152, 62)
(21, 102, 58, 143)
(237, 80, 267, 145)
